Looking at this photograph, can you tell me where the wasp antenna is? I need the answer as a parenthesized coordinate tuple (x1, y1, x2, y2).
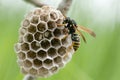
(78, 26, 96, 38)
(57, 24, 66, 27)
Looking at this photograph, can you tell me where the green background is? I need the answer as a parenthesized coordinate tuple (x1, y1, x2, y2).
(0, 0, 120, 80)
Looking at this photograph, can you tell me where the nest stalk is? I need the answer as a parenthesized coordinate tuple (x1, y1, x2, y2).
(24, 0, 73, 14)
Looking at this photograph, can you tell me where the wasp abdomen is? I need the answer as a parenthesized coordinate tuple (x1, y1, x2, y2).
(71, 34, 80, 51)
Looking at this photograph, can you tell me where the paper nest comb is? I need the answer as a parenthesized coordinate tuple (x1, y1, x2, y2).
(14, 6, 74, 78)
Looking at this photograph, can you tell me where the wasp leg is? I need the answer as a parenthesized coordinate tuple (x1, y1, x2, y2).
(57, 24, 66, 27)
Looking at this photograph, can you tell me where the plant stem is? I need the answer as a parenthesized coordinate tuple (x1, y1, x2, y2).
(24, 0, 47, 7)
(57, 0, 73, 15)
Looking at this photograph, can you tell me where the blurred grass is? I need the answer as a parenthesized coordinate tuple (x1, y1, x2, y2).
(0, 0, 120, 80)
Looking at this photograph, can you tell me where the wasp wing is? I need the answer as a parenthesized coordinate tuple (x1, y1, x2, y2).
(76, 28, 87, 43)
(77, 26, 96, 37)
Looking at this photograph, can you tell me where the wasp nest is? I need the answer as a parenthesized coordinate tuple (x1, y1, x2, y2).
(14, 6, 74, 78)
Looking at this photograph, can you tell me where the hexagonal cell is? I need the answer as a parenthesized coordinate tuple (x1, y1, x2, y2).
(33, 8, 42, 15)
(34, 32, 43, 41)
(63, 53, 71, 62)
(31, 16, 39, 24)
(58, 46, 66, 56)
(47, 21, 57, 30)
(21, 43, 29, 51)
(37, 22, 47, 32)
(14, 43, 21, 53)
(61, 36, 69, 46)
(41, 40, 50, 49)
(19, 36, 24, 43)
(62, 28, 69, 35)
(53, 28, 62, 37)
(18, 52, 26, 60)
(31, 41, 40, 51)
(33, 58, 42, 68)
(51, 38, 61, 48)
(26, 12, 33, 19)
(54, 56, 62, 64)
(19, 27, 27, 35)
(22, 19, 30, 27)
(28, 24, 37, 33)
(48, 48, 57, 58)
(40, 14, 49, 22)
(44, 30, 53, 39)
(67, 45, 74, 54)
(43, 59, 53, 67)
(58, 62, 64, 68)
(27, 50, 36, 59)
(50, 11, 58, 21)
(50, 66, 58, 73)
(56, 19, 63, 24)
(29, 68, 38, 75)
(17, 60, 24, 66)
(38, 67, 49, 76)
(24, 33, 33, 42)
(21, 67, 28, 74)
(23, 59, 32, 68)
(37, 50, 47, 59)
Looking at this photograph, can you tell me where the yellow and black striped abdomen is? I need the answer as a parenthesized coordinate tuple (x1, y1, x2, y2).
(71, 34, 80, 51)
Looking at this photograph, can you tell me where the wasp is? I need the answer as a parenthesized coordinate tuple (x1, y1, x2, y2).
(58, 17, 96, 51)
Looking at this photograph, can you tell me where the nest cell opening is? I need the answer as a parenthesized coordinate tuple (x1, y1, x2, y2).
(62, 28, 69, 35)
(56, 19, 63, 24)
(18, 52, 26, 60)
(33, 58, 42, 67)
(31, 16, 39, 24)
(47, 21, 56, 30)
(31, 41, 40, 51)
(44, 30, 52, 39)
(22, 19, 30, 27)
(41, 40, 50, 49)
(24, 33, 33, 42)
(21, 43, 29, 51)
(58, 46, 66, 56)
(37, 22, 47, 32)
(50, 66, 58, 73)
(29, 68, 38, 75)
(40, 14, 49, 22)
(19, 28, 27, 35)
(19, 36, 24, 43)
(14, 43, 20, 52)
(44, 59, 53, 67)
(37, 50, 47, 59)
(61, 36, 69, 46)
(38, 67, 49, 76)
(50, 11, 58, 21)
(21, 67, 28, 74)
(27, 50, 36, 59)
(51, 38, 61, 48)
(48, 48, 57, 58)
(34, 32, 43, 41)
(53, 28, 62, 37)
(63, 53, 71, 62)
(54, 56, 62, 64)
(28, 24, 37, 33)
(33, 9, 42, 15)
(23, 59, 32, 68)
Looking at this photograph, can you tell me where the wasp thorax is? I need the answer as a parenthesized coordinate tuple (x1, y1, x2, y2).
(14, 6, 74, 78)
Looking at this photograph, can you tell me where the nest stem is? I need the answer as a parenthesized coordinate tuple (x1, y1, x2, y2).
(24, 0, 73, 15)
(24, 0, 47, 7)
(57, 0, 73, 15)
